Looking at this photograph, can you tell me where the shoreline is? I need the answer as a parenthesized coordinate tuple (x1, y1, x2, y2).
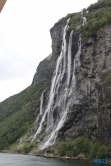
(37, 154, 88, 161)
(35, 153, 111, 164)
(0, 150, 111, 164)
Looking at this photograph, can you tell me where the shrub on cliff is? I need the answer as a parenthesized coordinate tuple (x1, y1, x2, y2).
(58, 137, 91, 157)
(17, 143, 35, 154)
(72, 146, 79, 156)
(88, 0, 111, 12)
(58, 137, 108, 159)
(58, 142, 67, 156)
(89, 142, 107, 159)
(81, 7, 111, 43)
(74, 136, 91, 155)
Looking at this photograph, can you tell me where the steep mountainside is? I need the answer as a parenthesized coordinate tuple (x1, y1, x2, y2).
(0, 56, 53, 149)
(0, 0, 111, 157)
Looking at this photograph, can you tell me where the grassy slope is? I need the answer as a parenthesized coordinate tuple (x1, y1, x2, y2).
(0, 60, 52, 150)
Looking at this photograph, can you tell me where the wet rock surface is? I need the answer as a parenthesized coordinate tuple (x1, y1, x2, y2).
(31, 21, 111, 147)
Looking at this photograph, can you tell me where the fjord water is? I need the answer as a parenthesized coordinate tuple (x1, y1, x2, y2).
(0, 153, 109, 166)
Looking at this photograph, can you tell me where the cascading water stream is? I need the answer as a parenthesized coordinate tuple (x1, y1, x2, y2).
(46, 18, 71, 133)
(33, 18, 70, 140)
(40, 32, 82, 150)
(32, 92, 44, 141)
(83, 17, 87, 25)
(67, 30, 73, 86)
(73, 36, 81, 74)
(40, 92, 44, 115)
(33, 18, 81, 150)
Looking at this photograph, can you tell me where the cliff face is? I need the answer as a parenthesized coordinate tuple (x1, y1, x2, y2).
(32, 54, 53, 86)
(0, 0, 111, 153)
(30, 15, 111, 149)
(61, 25, 111, 146)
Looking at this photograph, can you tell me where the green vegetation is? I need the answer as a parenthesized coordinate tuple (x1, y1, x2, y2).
(81, 7, 111, 43)
(81, 0, 111, 43)
(58, 137, 108, 159)
(0, 87, 36, 149)
(101, 71, 111, 85)
(55, 12, 81, 35)
(66, 13, 81, 34)
(89, 142, 107, 159)
(55, 13, 71, 25)
(88, 0, 111, 12)
(17, 142, 36, 154)
(56, 0, 111, 43)
(0, 61, 52, 150)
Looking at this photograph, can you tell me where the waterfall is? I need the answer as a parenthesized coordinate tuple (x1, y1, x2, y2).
(71, 35, 81, 97)
(74, 36, 81, 73)
(46, 18, 70, 133)
(33, 18, 81, 150)
(40, 32, 81, 150)
(33, 18, 70, 140)
(32, 92, 44, 140)
(83, 17, 87, 25)
(40, 92, 44, 115)
(67, 30, 73, 86)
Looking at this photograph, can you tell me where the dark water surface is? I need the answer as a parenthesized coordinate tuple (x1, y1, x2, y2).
(0, 153, 109, 166)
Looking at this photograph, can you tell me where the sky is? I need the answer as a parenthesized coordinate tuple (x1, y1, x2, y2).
(0, 0, 98, 102)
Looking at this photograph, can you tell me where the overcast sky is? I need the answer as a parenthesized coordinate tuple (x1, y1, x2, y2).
(0, 0, 97, 102)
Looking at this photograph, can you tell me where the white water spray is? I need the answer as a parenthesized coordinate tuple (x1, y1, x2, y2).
(83, 17, 87, 25)
(33, 19, 70, 140)
(40, 92, 44, 115)
(33, 19, 81, 150)
(67, 30, 73, 86)
(41, 33, 81, 150)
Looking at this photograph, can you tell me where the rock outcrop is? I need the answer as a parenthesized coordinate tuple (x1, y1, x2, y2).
(60, 25, 111, 146)
(31, 15, 111, 149)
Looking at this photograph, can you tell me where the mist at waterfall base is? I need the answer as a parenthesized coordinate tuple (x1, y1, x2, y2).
(32, 17, 82, 150)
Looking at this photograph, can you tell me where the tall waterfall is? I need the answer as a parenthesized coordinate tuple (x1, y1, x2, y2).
(40, 92, 44, 115)
(32, 92, 44, 141)
(33, 18, 81, 150)
(67, 30, 73, 86)
(83, 17, 87, 25)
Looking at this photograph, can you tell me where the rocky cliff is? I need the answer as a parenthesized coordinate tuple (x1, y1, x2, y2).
(31, 9, 111, 150)
(0, 0, 111, 155)
(61, 25, 111, 146)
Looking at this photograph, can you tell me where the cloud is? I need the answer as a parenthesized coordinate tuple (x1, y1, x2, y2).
(0, 77, 31, 102)
(0, 0, 97, 102)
